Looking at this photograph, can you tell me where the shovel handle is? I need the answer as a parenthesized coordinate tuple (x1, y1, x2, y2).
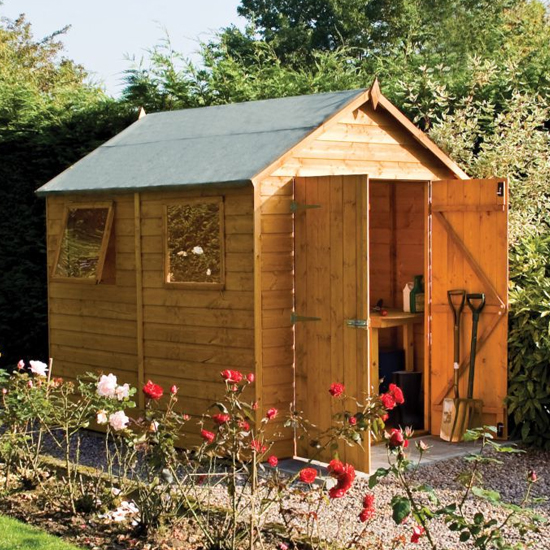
(466, 293, 485, 398)
(448, 289, 466, 399)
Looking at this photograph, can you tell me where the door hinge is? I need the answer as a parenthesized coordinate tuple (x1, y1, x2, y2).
(291, 312, 322, 324)
(346, 318, 369, 329)
(290, 201, 321, 213)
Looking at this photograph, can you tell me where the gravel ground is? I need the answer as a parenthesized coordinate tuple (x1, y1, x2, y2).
(40, 430, 550, 549)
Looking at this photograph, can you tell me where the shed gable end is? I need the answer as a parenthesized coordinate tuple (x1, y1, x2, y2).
(272, 102, 456, 181)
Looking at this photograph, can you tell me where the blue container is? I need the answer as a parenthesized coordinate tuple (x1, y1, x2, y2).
(378, 348, 405, 393)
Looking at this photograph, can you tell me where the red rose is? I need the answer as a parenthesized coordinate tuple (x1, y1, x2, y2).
(349, 416, 357, 425)
(299, 467, 317, 484)
(411, 525, 425, 543)
(212, 413, 230, 425)
(328, 459, 356, 499)
(143, 380, 164, 400)
(252, 401, 259, 410)
(220, 370, 243, 383)
(266, 407, 278, 420)
(201, 429, 215, 444)
(389, 383, 405, 405)
(359, 508, 375, 522)
(381, 413, 389, 422)
(363, 493, 375, 509)
(389, 428, 409, 448)
(251, 439, 267, 454)
(380, 392, 396, 410)
(267, 455, 278, 467)
(329, 383, 345, 398)
(238, 420, 250, 431)
(327, 459, 344, 476)
(170, 385, 178, 395)
(246, 373, 255, 383)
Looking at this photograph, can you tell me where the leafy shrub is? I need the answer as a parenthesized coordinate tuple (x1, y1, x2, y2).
(507, 234, 550, 449)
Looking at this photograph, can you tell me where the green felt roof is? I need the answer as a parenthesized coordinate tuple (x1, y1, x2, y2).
(36, 89, 366, 196)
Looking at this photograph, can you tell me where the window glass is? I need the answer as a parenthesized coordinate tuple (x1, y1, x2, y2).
(166, 200, 224, 285)
(55, 207, 111, 280)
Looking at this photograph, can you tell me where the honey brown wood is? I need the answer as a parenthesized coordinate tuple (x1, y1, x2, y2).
(43, 84, 507, 474)
(428, 178, 508, 435)
(294, 175, 369, 471)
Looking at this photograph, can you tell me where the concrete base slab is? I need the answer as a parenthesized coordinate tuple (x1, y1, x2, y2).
(277, 435, 480, 478)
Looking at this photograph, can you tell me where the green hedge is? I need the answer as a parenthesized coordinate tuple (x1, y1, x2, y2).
(507, 233, 550, 449)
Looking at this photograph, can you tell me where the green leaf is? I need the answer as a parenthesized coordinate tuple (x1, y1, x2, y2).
(390, 496, 411, 525)
(368, 467, 389, 489)
(472, 486, 501, 504)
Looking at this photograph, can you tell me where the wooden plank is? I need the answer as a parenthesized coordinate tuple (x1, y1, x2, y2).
(144, 358, 254, 383)
(49, 314, 136, 338)
(50, 345, 137, 372)
(254, 180, 263, 427)
(50, 298, 137, 320)
(144, 323, 254, 348)
(261, 215, 293, 234)
(49, 283, 137, 304)
(142, 270, 254, 291)
(272, 157, 449, 180)
(134, 193, 145, 408)
(144, 305, 255, 329)
(52, 361, 138, 386)
(144, 340, 254, 367)
(50, 329, 138, 355)
(261, 290, 294, 310)
(142, 288, 254, 310)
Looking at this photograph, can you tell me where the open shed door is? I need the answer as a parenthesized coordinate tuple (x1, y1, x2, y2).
(428, 178, 508, 436)
(294, 175, 370, 472)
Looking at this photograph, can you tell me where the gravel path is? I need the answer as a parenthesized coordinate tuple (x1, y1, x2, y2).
(40, 430, 550, 549)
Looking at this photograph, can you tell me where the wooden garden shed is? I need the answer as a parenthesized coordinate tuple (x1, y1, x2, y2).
(37, 80, 508, 472)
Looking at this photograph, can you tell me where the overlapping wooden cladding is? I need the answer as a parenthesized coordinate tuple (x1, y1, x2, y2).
(47, 187, 256, 447)
(256, 102, 456, 457)
(46, 95, 477, 461)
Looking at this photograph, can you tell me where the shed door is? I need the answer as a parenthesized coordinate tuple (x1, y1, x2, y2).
(294, 175, 369, 471)
(428, 178, 508, 435)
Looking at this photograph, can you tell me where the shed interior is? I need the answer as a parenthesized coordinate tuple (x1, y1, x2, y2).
(369, 180, 426, 425)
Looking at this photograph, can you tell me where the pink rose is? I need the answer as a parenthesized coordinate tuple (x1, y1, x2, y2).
(109, 410, 130, 431)
(97, 374, 118, 398)
(29, 360, 48, 377)
(266, 408, 278, 420)
(115, 383, 130, 401)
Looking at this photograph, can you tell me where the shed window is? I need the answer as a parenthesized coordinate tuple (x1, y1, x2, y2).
(165, 197, 225, 288)
(53, 203, 114, 282)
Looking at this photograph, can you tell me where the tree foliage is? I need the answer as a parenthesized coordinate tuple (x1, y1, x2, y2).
(0, 12, 135, 368)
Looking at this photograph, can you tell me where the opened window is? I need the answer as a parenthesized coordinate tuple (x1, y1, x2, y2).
(165, 197, 225, 288)
(53, 203, 114, 283)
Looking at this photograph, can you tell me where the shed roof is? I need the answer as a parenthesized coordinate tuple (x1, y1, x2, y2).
(36, 89, 367, 196)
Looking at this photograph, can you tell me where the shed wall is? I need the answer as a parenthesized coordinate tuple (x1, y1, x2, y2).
(47, 194, 139, 388)
(47, 186, 255, 447)
(139, 186, 255, 446)
(257, 101, 456, 456)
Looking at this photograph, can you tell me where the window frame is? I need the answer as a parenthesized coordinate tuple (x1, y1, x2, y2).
(51, 201, 115, 284)
(163, 196, 226, 290)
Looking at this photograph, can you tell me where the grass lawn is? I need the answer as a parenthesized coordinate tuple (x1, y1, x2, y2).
(0, 515, 82, 550)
